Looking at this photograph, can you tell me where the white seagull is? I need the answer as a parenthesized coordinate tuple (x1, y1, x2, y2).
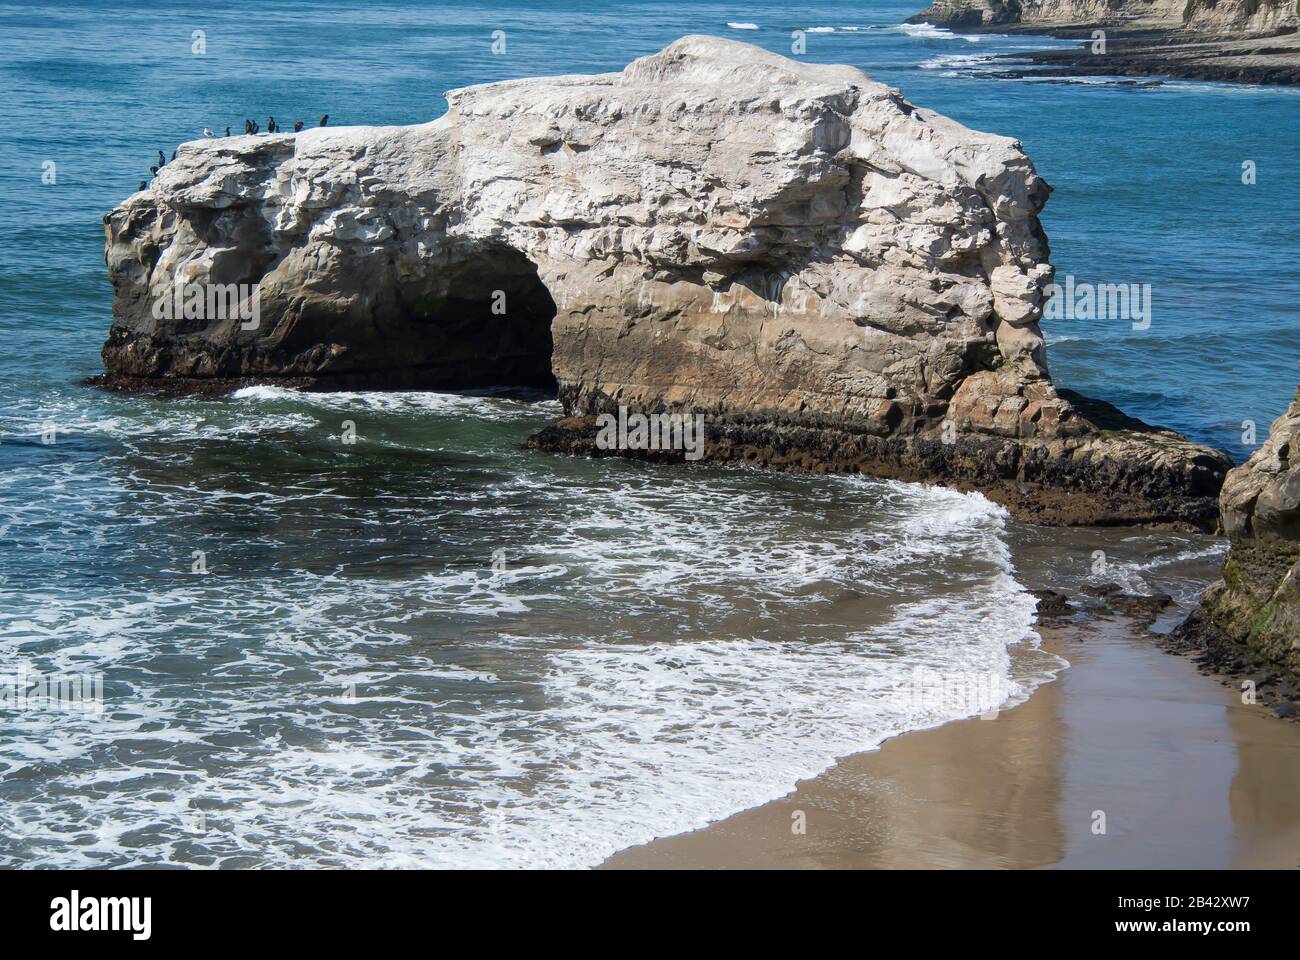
(202, 127, 213, 137)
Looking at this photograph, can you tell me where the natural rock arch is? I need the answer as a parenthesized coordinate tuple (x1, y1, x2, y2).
(98, 36, 1230, 526)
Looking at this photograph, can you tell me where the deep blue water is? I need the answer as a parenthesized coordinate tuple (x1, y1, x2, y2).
(0, 1, 1294, 867)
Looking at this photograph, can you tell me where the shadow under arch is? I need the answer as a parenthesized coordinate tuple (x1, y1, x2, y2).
(386, 242, 557, 393)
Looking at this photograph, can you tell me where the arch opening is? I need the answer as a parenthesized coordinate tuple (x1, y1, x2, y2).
(395, 244, 557, 393)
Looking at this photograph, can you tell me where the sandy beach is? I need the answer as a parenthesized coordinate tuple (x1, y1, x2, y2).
(603, 619, 1300, 869)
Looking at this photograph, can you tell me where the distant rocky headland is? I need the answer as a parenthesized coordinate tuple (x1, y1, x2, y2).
(96, 36, 1229, 528)
(910, 0, 1300, 83)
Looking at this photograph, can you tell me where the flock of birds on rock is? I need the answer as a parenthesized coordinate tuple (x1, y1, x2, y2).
(138, 115, 331, 192)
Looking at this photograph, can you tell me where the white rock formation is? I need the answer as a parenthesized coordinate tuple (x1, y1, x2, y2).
(100, 36, 1228, 525)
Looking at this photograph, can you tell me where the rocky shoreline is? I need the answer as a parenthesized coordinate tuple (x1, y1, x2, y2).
(1166, 389, 1300, 716)
(991, 25, 1300, 84)
(1022, 386, 1300, 720)
(1035, 583, 1300, 722)
(910, 1, 1300, 85)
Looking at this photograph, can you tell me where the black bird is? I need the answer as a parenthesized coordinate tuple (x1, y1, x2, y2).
(157, 150, 166, 166)
(293, 119, 303, 132)
(170, 149, 176, 161)
(319, 114, 328, 127)
(138, 180, 148, 191)
(225, 126, 231, 137)
(251, 120, 260, 134)
(149, 165, 158, 175)
(244, 118, 254, 135)
(267, 117, 277, 133)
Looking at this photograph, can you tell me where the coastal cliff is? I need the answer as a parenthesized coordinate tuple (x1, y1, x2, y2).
(97, 36, 1229, 527)
(912, 0, 1298, 32)
(1172, 390, 1300, 708)
(910, 0, 1300, 83)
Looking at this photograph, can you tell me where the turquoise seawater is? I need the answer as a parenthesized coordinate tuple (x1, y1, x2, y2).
(0, 1, 1294, 867)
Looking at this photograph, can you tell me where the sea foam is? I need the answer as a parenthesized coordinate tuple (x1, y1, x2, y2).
(0, 407, 1051, 868)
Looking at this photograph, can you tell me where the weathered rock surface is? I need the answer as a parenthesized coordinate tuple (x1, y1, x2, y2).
(98, 36, 1229, 527)
(1172, 389, 1300, 695)
(1221, 392, 1300, 542)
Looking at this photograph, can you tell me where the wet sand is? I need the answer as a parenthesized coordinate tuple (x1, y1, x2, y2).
(602, 619, 1300, 869)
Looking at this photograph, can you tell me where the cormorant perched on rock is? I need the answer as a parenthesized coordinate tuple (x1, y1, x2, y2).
(225, 126, 231, 137)
(149, 165, 158, 175)
(203, 127, 213, 137)
(251, 120, 260, 134)
(170, 149, 176, 161)
(293, 119, 303, 132)
(267, 117, 277, 133)
(138, 180, 148, 191)
(244, 119, 254, 135)
(319, 114, 328, 127)
(157, 150, 166, 166)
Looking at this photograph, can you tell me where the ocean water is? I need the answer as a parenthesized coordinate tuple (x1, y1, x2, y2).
(0, 1, 1295, 868)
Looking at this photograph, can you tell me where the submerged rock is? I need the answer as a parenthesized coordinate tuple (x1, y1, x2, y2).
(1031, 588, 1075, 620)
(1107, 591, 1174, 626)
(1173, 389, 1300, 689)
(96, 36, 1229, 526)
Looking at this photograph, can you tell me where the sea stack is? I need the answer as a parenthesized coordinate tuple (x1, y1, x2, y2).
(96, 36, 1229, 526)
